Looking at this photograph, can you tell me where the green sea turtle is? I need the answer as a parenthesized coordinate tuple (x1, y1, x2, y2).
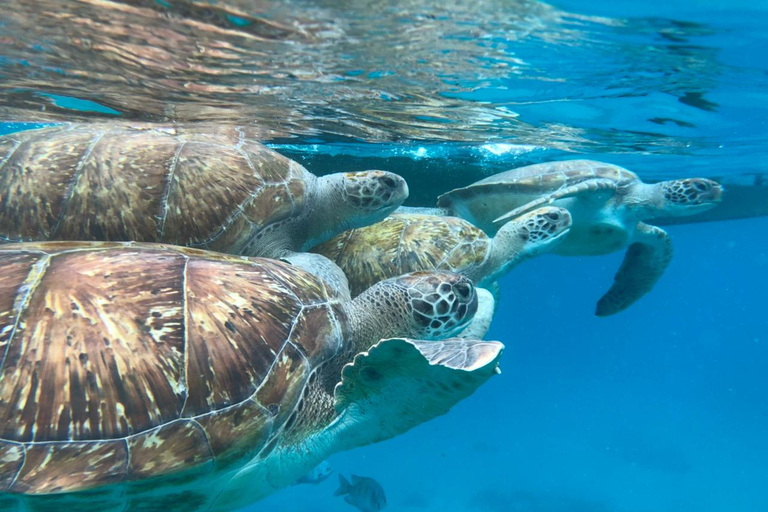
(0, 241, 501, 512)
(312, 206, 572, 338)
(0, 123, 408, 261)
(406, 160, 723, 316)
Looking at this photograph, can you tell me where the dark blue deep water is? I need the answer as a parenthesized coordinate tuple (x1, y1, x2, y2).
(1, 0, 766, 511)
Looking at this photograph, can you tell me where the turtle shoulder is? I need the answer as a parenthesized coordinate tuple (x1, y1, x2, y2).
(0, 242, 342, 494)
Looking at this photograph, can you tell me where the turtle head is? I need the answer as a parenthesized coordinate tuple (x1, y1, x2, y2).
(505, 206, 572, 255)
(485, 206, 572, 283)
(341, 171, 409, 215)
(657, 178, 723, 216)
(309, 171, 408, 248)
(398, 271, 478, 339)
(349, 271, 478, 350)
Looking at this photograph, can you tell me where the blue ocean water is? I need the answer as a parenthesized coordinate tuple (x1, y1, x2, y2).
(251, 1, 768, 511)
(0, 0, 766, 511)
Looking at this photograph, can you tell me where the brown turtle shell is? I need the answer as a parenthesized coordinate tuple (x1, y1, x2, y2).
(313, 214, 489, 297)
(0, 241, 346, 496)
(0, 124, 308, 254)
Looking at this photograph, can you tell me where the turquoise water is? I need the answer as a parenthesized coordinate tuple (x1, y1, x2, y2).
(1, 0, 767, 511)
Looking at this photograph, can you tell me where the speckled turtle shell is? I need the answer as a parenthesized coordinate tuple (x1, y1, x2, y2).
(0, 241, 345, 500)
(437, 160, 639, 234)
(0, 124, 308, 253)
(313, 214, 489, 297)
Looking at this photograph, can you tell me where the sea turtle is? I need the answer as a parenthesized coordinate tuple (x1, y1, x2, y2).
(312, 206, 572, 337)
(0, 123, 409, 261)
(405, 160, 723, 316)
(0, 241, 501, 512)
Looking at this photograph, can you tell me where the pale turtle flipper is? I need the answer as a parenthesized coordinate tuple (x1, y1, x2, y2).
(493, 178, 618, 225)
(333, 337, 503, 451)
(281, 251, 352, 301)
(394, 205, 453, 216)
(456, 288, 495, 339)
(595, 222, 673, 316)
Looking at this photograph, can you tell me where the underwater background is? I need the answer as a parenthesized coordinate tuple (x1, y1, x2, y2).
(1, 0, 766, 510)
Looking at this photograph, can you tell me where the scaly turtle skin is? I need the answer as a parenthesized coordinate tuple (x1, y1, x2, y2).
(312, 207, 572, 338)
(427, 160, 724, 316)
(0, 241, 500, 512)
(0, 123, 408, 259)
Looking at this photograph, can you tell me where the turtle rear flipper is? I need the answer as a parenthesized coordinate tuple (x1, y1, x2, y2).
(493, 178, 618, 225)
(333, 337, 503, 450)
(595, 223, 673, 316)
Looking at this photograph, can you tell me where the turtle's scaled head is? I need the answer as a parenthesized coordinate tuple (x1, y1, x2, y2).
(509, 206, 572, 255)
(341, 170, 409, 217)
(484, 206, 571, 284)
(308, 171, 408, 249)
(658, 178, 723, 216)
(348, 271, 477, 351)
(399, 271, 478, 340)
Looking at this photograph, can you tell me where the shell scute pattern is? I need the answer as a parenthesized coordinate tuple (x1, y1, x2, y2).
(314, 215, 488, 296)
(0, 128, 95, 242)
(0, 441, 24, 491)
(126, 420, 213, 480)
(254, 342, 311, 430)
(194, 399, 273, 467)
(0, 242, 344, 494)
(14, 440, 128, 494)
(0, 248, 187, 443)
(53, 130, 177, 243)
(181, 259, 303, 417)
(161, 141, 264, 246)
(0, 251, 46, 355)
(0, 124, 313, 254)
(401, 216, 488, 273)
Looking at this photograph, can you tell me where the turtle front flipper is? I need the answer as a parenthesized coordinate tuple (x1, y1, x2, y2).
(493, 178, 618, 225)
(333, 337, 503, 451)
(595, 222, 673, 316)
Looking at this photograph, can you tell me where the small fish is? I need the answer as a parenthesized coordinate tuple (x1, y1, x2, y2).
(334, 474, 387, 512)
(296, 460, 334, 485)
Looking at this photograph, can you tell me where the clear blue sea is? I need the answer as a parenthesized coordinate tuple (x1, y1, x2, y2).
(1, 0, 766, 511)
